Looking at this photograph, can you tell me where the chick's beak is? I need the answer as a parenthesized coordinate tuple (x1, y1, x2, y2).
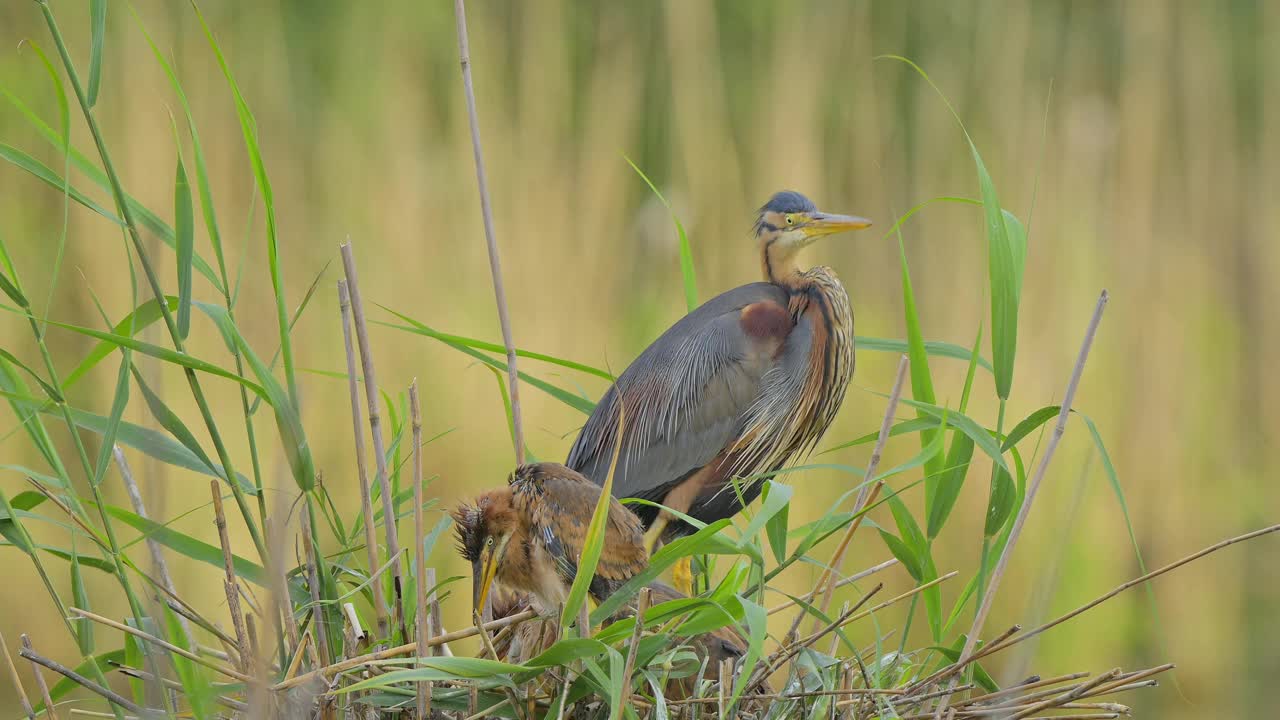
(472, 548, 499, 615)
(804, 211, 873, 237)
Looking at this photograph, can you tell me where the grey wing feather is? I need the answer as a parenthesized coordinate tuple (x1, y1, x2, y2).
(567, 283, 790, 501)
(733, 309, 817, 476)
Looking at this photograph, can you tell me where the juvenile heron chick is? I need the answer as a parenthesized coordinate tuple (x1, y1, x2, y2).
(453, 462, 648, 616)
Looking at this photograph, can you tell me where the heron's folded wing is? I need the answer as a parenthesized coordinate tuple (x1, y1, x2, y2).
(524, 465, 647, 600)
(566, 283, 792, 501)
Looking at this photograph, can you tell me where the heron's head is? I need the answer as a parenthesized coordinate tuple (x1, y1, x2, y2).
(754, 191, 871, 273)
(452, 489, 518, 615)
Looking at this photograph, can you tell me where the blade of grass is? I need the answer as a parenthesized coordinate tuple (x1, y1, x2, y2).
(190, 0, 298, 408)
(385, 316, 596, 414)
(129, 364, 217, 475)
(86, 0, 106, 106)
(0, 139, 224, 290)
(22, 42, 70, 332)
(376, 305, 614, 380)
(169, 120, 194, 340)
(1, 9, 268, 560)
(878, 56, 1025, 400)
(893, 225, 945, 500)
(561, 402, 627, 629)
(624, 156, 697, 311)
(857, 336, 993, 373)
(64, 296, 177, 388)
(926, 321, 984, 538)
(201, 304, 314, 492)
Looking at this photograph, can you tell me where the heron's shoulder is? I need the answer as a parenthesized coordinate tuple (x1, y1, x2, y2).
(632, 283, 790, 353)
(690, 282, 789, 318)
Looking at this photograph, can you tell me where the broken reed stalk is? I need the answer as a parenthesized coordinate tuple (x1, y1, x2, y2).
(67, 607, 251, 683)
(453, 0, 526, 464)
(410, 380, 429, 718)
(340, 243, 406, 641)
(1005, 668, 1121, 720)
(0, 631, 36, 720)
(933, 290, 1109, 719)
(427, 567, 447, 656)
(272, 609, 536, 692)
(954, 672, 1089, 708)
(811, 354, 910, 632)
(210, 480, 251, 675)
(338, 279, 390, 642)
(19, 639, 144, 714)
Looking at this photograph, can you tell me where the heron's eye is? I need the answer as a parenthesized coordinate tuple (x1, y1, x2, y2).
(486, 536, 495, 548)
(785, 214, 795, 225)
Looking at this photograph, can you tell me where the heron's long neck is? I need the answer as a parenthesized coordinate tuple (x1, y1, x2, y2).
(761, 240, 805, 288)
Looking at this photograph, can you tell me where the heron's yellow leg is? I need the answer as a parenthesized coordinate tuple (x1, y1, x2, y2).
(671, 556, 694, 596)
(645, 515, 670, 555)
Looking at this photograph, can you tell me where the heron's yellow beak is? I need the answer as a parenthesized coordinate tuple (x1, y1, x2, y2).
(803, 211, 872, 238)
(472, 547, 500, 616)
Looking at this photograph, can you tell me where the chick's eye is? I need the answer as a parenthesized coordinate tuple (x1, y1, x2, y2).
(486, 537, 494, 547)
(785, 214, 795, 225)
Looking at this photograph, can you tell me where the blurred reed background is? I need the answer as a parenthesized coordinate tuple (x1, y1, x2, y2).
(1, 1, 1276, 716)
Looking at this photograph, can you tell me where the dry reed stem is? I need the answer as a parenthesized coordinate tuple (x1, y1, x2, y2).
(0, 630, 36, 720)
(1006, 668, 1121, 719)
(19, 639, 144, 714)
(1074, 664, 1173, 703)
(934, 291, 1109, 719)
(452, 0, 526, 464)
(812, 355, 909, 631)
(114, 446, 190, 643)
(675, 686, 907, 709)
(717, 657, 729, 718)
(274, 609, 536, 692)
(282, 630, 310, 681)
(112, 664, 249, 712)
(342, 603, 365, 643)
(925, 524, 1280, 694)
(426, 567, 447, 656)
(620, 587, 651, 709)
(767, 559, 897, 616)
(67, 607, 251, 683)
(838, 571, 957, 629)
(955, 672, 1089, 708)
(337, 279, 390, 642)
(299, 510, 331, 666)
(26, 643, 56, 720)
(753, 584, 881, 691)
(340, 244, 405, 639)
(410, 380, 430, 717)
(210, 480, 250, 674)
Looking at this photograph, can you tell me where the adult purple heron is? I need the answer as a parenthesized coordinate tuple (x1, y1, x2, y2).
(567, 190, 870, 555)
